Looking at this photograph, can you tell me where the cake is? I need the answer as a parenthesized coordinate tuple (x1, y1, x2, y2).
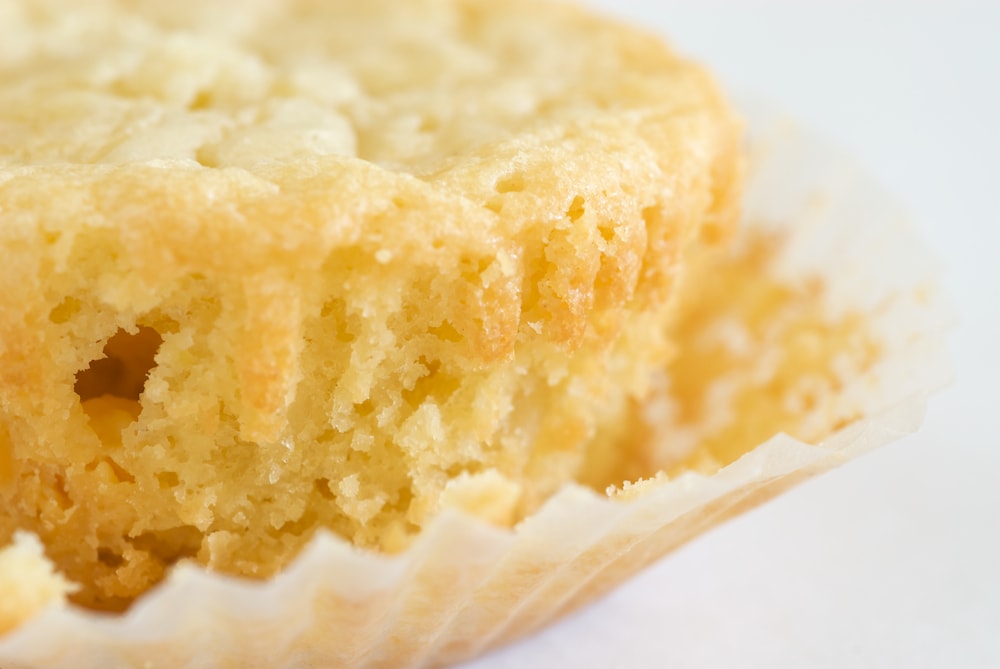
(0, 0, 742, 610)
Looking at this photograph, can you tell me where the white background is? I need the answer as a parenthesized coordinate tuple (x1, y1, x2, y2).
(461, 2, 1000, 668)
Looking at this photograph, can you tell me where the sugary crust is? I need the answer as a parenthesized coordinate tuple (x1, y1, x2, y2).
(0, 0, 741, 607)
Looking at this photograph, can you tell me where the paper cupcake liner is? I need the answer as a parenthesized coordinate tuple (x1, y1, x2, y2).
(0, 101, 951, 669)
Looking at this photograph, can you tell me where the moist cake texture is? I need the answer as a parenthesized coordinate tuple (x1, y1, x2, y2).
(0, 0, 741, 609)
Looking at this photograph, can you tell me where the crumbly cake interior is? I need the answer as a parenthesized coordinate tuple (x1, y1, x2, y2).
(0, 225, 881, 635)
(0, 533, 75, 636)
(0, 0, 742, 610)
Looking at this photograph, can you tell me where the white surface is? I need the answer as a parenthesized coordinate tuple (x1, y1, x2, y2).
(460, 3, 1000, 668)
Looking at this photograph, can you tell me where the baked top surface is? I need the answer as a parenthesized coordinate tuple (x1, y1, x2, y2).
(1, 0, 719, 174)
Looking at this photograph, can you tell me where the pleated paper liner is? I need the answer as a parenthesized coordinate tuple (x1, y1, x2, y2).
(0, 101, 951, 669)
